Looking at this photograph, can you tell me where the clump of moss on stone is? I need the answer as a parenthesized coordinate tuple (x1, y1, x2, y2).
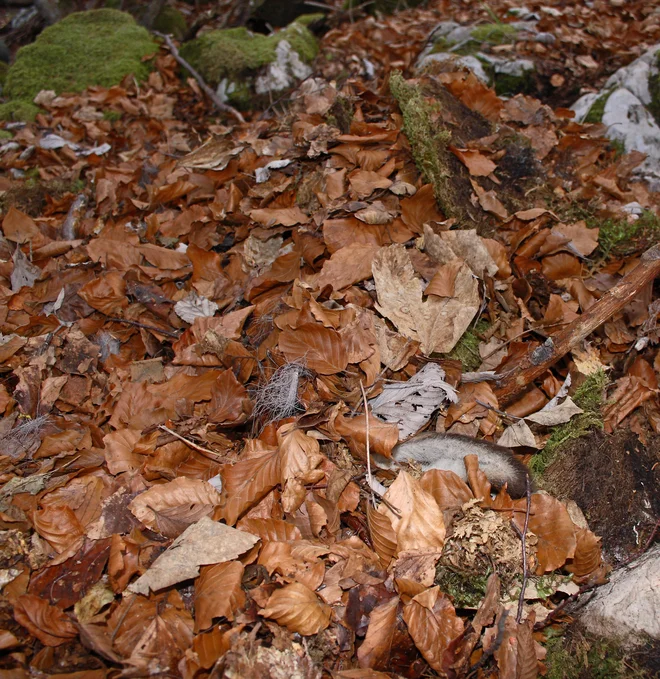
(179, 19, 318, 105)
(153, 5, 187, 40)
(389, 70, 459, 218)
(0, 100, 41, 122)
(595, 210, 660, 259)
(0, 129, 12, 140)
(531, 370, 607, 476)
(2, 9, 157, 119)
(471, 23, 518, 44)
(583, 90, 613, 124)
(494, 68, 534, 97)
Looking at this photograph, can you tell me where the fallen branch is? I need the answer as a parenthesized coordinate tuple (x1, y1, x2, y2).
(495, 243, 660, 405)
(153, 31, 246, 125)
(157, 424, 223, 461)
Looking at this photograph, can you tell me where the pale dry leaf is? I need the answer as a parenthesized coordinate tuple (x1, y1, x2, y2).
(174, 294, 219, 323)
(372, 245, 479, 355)
(525, 397, 583, 426)
(260, 582, 331, 636)
(128, 516, 258, 595)
(368, 363, 458, 439)
(379, 471, 446, 553)
(128, 477, 222, 538)
(497, 420, 539, 449)
(426, 226, 498, 278)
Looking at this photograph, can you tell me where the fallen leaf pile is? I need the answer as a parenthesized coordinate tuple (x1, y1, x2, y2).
(1, 0, 659, 677)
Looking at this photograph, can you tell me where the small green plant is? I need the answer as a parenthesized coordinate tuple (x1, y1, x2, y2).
(389, 70, 459, 218)
(545, 628, 653, 679)
(594, 210, 660, 259)
(103, 109, 122, 122)
(531, 370, 608, 475)
(447, 319, 490, 371)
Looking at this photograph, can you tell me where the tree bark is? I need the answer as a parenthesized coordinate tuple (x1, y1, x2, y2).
(495, 243, 660, 405)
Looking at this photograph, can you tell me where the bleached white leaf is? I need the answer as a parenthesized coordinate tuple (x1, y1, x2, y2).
(369, 363, 458, 439)
(497, 420, 539, 448)
(525, 397, 583, 426)
(174, 294, 219, 323)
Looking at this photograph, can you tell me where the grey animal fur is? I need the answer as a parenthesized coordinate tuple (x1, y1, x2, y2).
(376, 432, 531, 498)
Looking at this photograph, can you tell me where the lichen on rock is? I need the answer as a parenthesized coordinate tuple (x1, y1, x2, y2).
(179, 18, 319, 109)
(0, 9, 158, 121)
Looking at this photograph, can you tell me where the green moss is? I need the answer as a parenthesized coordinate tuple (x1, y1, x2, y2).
(495, 69, 533, 97)
(471, 23, 518, 44)
(389, 70, 459, 218)
(179, 20, 318, 93)
(0, 130, 11, 140)
(435, 566, 489, 608)
(102, 109, 122, 122)
(4, 10, 157, 104)
(0, 62, 8, 87)
(594, 210, 660, 259)
(447, 319, 489, 370)
(103, 0, 122, 7)
(609, 138, 626, 159)
(153, 5, 187, 40)
(583, 90, 613, 124)
(294, 13, 325, 27)
(545, 628, 653, 679)
(0, 100, 40, 121)
(531, 370, 607, 476)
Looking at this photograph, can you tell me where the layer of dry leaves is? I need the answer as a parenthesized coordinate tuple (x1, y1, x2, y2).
(1, 0, 659, 677)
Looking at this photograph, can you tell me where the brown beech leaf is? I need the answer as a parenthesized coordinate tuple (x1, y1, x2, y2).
(250, 206, 308, 227)
(366, 503, 397, 567)
(188, 627, 232, 672)
(419, 469, 474, 510)
(78, 271, 128, 316)
(402, 586, 463, 673)
(260, 582, 331, 636)
(565, 527, 602, 577)
(357, 595, 400, 669)
(514, 494, 576, 573)
(32, 505, 84, 554)
(194, 561, 245, 631)
(103, 428, 142, 475)
(541, 252, 582, 280)
(450, 147, 497, 176)
(207, 369, 253, 425)
(237, 517, 302, 542)
(331, 409, 399, 459)
(14, 594, 78, 646)
(216, 449, 281, 526)
(348, 169, 393, 199)
(2, 206, 42, 243)
(278, 424, 324, 485)
(128, 477, 222, 538)
(379, 471, 446, 553)
(372, 244, 479, 355)
(279, 323, 350, 374)
(316, 244, 381, 291)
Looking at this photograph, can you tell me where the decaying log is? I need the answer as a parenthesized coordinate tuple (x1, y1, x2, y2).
(495, 243, 660, 406)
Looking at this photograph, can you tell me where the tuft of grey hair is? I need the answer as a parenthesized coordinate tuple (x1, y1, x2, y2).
(252, 362, 307, 426)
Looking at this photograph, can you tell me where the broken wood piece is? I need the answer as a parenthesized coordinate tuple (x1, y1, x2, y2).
(495, 243, 660, 405)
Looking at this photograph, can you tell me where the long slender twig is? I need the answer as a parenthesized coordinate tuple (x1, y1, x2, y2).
(153, 31, 245, 124)
(107, 317, 180, 339)
(360, 380, 376, 508)
(513, 474, 532, 623)
(157, 424, 223, 461)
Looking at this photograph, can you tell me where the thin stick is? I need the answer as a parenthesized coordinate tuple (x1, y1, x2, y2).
(475, 398, 523, 422)
(157, 424, 223, 461)
(532, 583, 600, 631)
(360, 380, 376, 508)
(513, 474, 532, 623)
(154, 31, 245, 124)
(108, 317, 180, 339)
(495, 244, 660, 405)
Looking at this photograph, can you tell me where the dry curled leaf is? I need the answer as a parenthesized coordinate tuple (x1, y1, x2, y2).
(14, 594, 78, 647)
(260, 582, 331, 635)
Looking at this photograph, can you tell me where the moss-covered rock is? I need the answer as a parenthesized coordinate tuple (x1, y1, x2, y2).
(179, 18, 318, 109)
(153, 5, 188, 41)
(0, 100, 41, 122)
(1, 9, 158, 120)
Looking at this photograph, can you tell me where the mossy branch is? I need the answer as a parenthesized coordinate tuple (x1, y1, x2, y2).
(389, 70, 459, 219)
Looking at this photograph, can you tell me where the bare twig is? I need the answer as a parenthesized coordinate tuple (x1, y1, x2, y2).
(532, 583, 600, 631)
(157, 424, 223, 461)
(360, 380, 376, 508)
(495, 244, 660, 405)
(153, 31, 246, 124)
(513, 474, 532, 623)
(108, 317, 180, 339)
(475, 398, 523, 422)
